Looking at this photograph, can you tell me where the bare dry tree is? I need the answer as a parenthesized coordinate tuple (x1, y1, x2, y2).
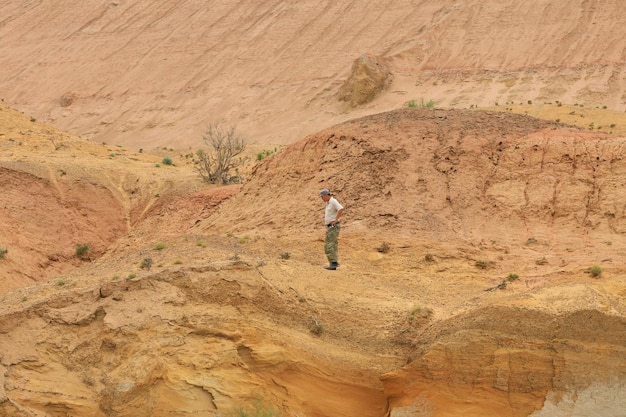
(194, 123, 247, 184)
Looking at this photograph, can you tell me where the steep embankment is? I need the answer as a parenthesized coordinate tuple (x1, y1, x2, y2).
(0, 0, 624, 150)
(206, 108, 626, 257)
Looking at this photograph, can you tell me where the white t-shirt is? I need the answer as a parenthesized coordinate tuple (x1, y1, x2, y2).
(324, 197, 344, 225)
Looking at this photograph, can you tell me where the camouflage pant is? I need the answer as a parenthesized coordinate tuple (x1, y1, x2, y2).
(324, 223, 341, 263)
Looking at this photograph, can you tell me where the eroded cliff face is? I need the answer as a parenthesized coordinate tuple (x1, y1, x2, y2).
(383, 307, 626, 417)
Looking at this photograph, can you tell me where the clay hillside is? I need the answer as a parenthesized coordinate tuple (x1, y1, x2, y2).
(0, 0, 625, 149)
(1, 1, 626, 417)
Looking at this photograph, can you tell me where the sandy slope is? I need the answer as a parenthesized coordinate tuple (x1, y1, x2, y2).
(1, 0, 625, 151)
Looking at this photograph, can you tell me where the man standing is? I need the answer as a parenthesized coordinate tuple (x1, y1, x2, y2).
(319, 189, 344, 270)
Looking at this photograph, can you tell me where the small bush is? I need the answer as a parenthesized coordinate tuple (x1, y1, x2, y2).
(155, 242, 166, 250)
(376, 242, 390, 253)
(0, 247, 7, 259)
(409, 306, 433, 321)
(309, 317, 323, 335)
(475, 259, 490, 269)
(140, 257, 153, 270)
(506, 273, 519, 281)
(162, 157, 173, 165)
(75, 244, 89, 259)
(279, 252, 291, 260)
(588, 265, 602, 277)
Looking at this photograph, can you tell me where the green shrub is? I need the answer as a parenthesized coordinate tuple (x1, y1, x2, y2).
(506, 273, 519, 281)
(155, 242, 166, 250)
(75, 244, 89, 259)
(409, 306, 433, 321)
(588, 265, 602, 277)
(0, 247, 7, 259)
(162, 157, 173, 165)
(407, 98, 435, 108)
(140, 257, 153, 270)
(475, 259, 490, 269)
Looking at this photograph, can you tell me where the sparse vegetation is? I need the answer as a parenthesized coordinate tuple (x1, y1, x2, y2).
(194, 123, 247, 184)
(409, 306, 433, 321)
(376, 242, 390, 253)
(56, 279, 67, 287)
(196, 241, 206, 247)
(0, 247, 7, 259)
(279, 252, 291, 260)
(309, 317, 324, 335)
(506, 273, 519, 281)
(588, 265, 602, 277)
(238, 236, 250, 244)
(174, 259, 182, 265)
(256, 148, 277, 161)
(162, 157, 173, 165)
(424, 253, 435, 262)
(112, 274, 120, 281)
(407, 98, 435, 108)
(75, 244, 90, 259)
(155, 242, 167, 250)
(140, 257, 153, 270)
(475, 259, 490, 269)
(128, 273, 137, 279)
(21, 296, 27, 302)
(233, 400, 281, 417)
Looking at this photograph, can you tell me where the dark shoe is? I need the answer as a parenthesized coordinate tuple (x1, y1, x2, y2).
(324, 262, 339, 270)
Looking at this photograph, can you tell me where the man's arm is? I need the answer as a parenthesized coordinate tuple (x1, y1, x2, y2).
(332, 207, 344, 225)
